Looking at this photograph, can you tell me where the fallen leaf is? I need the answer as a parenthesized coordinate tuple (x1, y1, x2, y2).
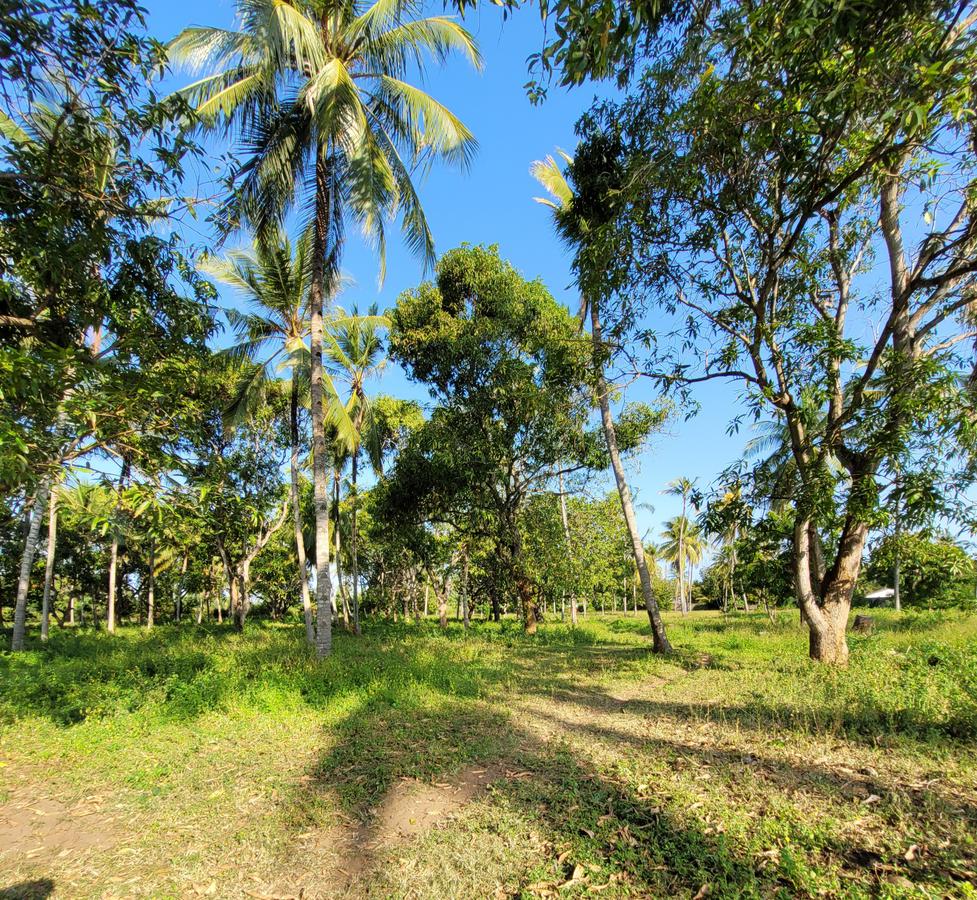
(904, 844, 919, 862)
(693, 885, 711, 900)
(192, 883, 217, 896)
(861, 794, 881, 805)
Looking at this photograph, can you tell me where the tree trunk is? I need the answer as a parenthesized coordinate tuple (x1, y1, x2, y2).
(590, 299, 671, 653)
(107, 461, 128, 634)
(794, 514, 866, 664)
(558, 469, 578, 626)
(41, 477, 59, 642)
(510, 526, 537, 634)
(351, 452, 360, 635)
(461, 548, 470, 630)
(310, 147, 334, 658)
(423, 583, 429, 618)
(107, 530, 119, 633)
(436, 577, 448, 629)
(176, 550, 188, 623)
(291, 372, 315, 644)
(146, 541, 155, 630)
(235, 559, 250, 631)
(334, 472, 350, 629)
(11, 477, 51, 651)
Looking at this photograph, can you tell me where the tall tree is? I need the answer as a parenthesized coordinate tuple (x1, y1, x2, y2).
(387, 245, 594, 633)
(662, 477, 697, 613)
(169, 0, 480, 657)
(200, 231, 318, 643)
(531, 150, 671, 651)
(570, 0, 977, 663)
(1, 0, 214, 649)
(325, 304, 389, 635)
(659, 516, 705, 613)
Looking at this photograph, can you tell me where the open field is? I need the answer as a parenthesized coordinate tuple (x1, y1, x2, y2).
(1, 610, 976, 899)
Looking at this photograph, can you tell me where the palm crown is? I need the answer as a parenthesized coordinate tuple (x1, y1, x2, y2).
(169, 0, 481, 273)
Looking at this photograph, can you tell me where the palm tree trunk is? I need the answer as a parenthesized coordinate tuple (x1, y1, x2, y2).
(334, 470, 350, 628)
(558, 468, 578, 626)
(10, 477, 51, 651)
(351, 451, 361, 635)
(309, 147, 334, 658)
(40, 477, 59, 642)
(590, 298, 671, 653)
(461, 545, 471, 630)
(107, 531, 119, 633)
(147, 541, 155, 630)
(107, 460, 128, 634)
(291, 373, 315, 644)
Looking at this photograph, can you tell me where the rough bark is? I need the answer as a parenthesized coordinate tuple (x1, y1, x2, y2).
(291, 372, 315, 644)
(793, 514, 866, 665)
(310, 147, 334, 658)
(511, 527, 537, 634)
(10, 478, 51, 651)
(40, 477, 58, 642)
(590, 299, 672, 653)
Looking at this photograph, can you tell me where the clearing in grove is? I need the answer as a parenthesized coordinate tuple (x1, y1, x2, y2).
(0, 610, 976, 899)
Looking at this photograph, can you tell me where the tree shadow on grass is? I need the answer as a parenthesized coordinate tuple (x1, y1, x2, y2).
(527, 698, 977, 830)
(536, 672, 977, 745)
(284, 670, 977, 898)
(290, 699, 774, 898)
(0, 879, 55, 899)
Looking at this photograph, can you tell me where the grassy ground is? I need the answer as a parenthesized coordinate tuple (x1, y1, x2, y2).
(0, 609, 975, 899)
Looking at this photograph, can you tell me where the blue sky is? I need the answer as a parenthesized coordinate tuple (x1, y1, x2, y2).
(145, 0, 749, 545)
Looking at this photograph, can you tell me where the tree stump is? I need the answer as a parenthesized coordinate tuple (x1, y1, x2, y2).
(852, 614, 875, 634)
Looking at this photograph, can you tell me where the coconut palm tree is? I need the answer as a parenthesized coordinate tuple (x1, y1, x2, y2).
(660, 515, 706, 613)
(169, 0, 479, 657)
(663, 476, 697, 613)
(199, 229, 319, 643)
(531, 149, 671, 653)
(324, 303, 388, 634)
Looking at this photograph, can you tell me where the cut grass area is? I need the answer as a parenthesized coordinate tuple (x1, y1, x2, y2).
(0, 609, 975, 898)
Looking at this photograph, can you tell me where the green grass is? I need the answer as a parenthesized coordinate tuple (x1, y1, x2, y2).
(1, 610, 976, 898)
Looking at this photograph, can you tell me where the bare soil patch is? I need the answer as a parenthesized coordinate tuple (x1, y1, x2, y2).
(0, 788, 117, 863)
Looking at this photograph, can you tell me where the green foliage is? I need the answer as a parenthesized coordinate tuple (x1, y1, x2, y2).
(169, 0, 481, 270)
(867, 532, 977, 609)
(0, 0, 214, 495)
(567, 0, 977, 641)
(384, 245, 593, 615)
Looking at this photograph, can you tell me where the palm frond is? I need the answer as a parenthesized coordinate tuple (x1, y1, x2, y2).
(530, 152, 574, 211)
(374, 75, 477, 168)
(0, 108, 31, 145)
(361, 16, 482, 76)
